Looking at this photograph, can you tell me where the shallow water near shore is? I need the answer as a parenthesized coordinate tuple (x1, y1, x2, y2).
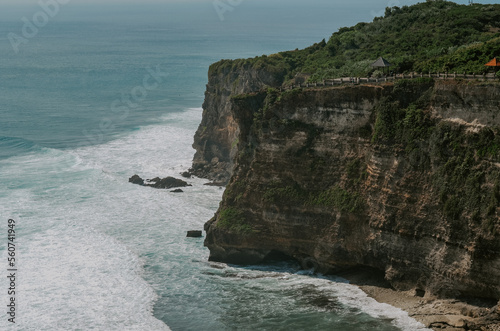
(1, 4, 429, 330)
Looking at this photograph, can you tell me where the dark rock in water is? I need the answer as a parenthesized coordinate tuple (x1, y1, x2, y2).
(187, 230, 202, 238)
(171, 189, 184, 193)
(181, 171, 192, 178)
(146, 176, 191, 189)
(129, 175, 191, 189)
(129, 175, 144, 186)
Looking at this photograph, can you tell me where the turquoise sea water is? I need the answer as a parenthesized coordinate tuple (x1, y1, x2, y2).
(1, 3, 430, 330)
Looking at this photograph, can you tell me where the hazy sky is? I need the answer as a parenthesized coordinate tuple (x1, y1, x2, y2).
(3, 1, 491, 19)
(1, 0, 498, 4)
(2, 0, 499, 37)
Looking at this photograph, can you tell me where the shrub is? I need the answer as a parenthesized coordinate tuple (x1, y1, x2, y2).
(217, 207, 253, 234)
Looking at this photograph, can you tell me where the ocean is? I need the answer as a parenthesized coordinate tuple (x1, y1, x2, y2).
(1, 2, 429, 330)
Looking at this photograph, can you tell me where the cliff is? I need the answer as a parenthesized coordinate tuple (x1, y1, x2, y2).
(191, 59, 287, 183)
(189, 2, 500, 328)
(193, 65, 500, 304)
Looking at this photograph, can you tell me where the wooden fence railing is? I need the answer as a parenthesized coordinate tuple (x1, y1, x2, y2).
(282, 72, 498, 90)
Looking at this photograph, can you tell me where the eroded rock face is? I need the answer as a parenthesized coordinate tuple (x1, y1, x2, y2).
(194, 75, 500, 302)
(190, 59, 285, 185)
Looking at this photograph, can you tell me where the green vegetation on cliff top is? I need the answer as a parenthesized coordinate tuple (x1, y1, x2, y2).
(210, 0, 500, 83)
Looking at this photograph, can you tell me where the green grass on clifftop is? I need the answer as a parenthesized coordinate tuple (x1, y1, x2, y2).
(212, 1, 500, 84)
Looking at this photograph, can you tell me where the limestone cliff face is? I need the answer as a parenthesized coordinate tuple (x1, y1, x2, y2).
(191, 59, 285, 183)
(193, 71, 500, 301)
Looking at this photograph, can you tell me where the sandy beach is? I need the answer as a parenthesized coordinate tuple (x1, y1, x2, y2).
(338, 268, 500, 330)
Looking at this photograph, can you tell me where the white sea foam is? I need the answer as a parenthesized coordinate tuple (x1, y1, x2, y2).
(0, 110, 211, 330)
(321, 280, 430, 331)
(7, 228, 170, 331)
(73, 108, 204, 180)
(211, 265, 431, 331)
(0, 167, 171, 330)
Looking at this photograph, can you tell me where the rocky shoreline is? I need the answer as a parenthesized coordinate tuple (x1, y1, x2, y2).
(338, 269, 500, 330)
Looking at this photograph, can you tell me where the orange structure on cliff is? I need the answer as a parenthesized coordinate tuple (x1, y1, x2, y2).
(485, 57, 500, 71)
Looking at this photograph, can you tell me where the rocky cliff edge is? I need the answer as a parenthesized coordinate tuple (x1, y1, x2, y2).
(192, 61, 500, 326)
